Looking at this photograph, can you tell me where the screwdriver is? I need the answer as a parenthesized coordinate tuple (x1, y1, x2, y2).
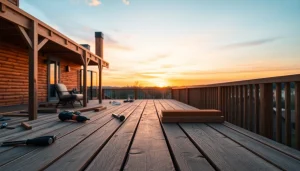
(0, 135, 57, 147)
(112, 113, 125, 121)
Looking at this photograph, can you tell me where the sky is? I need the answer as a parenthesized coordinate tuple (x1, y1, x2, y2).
(20, 0, 300, 87)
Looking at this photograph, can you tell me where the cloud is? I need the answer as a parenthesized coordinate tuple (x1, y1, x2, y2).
(105, 34, 133, 51)
(220, 37, 280, 49)
(86, 0, 101, 6)
(122, 0, 130, 5)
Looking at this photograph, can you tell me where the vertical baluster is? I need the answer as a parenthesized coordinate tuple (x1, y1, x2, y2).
(259, 83, 273, 139)
(276, 83, 282, 143)
(249, 84, 254, 132)
(285, 82, 291, 146)
(238, 85, 243, 127)
(243, 85, 248, 129)
(225, 87, 228, 121)
(295, 82, 300, 149)
(228, 86, 232, 123)
(231, 86, 235, 124)
(254, 84, 260, 133)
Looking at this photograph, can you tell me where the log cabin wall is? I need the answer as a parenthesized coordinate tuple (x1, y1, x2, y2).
(0, 42, 81, 106)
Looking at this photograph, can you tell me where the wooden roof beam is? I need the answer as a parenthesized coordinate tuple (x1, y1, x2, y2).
(17, 25, 32, 49)
(37, 37, 48, 51)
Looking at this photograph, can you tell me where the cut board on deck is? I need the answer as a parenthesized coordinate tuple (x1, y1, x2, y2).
(160, 110, 224, 123)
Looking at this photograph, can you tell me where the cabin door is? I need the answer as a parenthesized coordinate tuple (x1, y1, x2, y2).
(47, 59, 60, 102)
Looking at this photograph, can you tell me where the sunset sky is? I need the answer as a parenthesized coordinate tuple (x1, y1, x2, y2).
(20, 0, 300, 87)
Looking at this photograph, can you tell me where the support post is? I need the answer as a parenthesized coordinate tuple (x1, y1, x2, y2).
(28, 21, 38, 120)
(83, 51, 87, 107)
(295, 82, 300, 149)
(95, 32, 104, 104)
(276, 83, 282, 143)
(259, 83, 273, 139)
(285, 82, 291, 146)
(98, 59, 102, 103)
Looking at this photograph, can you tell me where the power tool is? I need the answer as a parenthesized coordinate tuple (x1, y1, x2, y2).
(112, 113, 125, 121)
(58, 111, 90, 122)
(0, 135, 57, 146)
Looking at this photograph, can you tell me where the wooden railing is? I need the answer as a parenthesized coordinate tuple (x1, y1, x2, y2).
(172, 74, 300, 150)
(103, 87, 172, 100)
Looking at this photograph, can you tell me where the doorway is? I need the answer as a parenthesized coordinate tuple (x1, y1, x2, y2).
(47, 59, 60, 102)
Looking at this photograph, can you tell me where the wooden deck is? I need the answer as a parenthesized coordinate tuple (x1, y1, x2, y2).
(0, 100, 300, 171)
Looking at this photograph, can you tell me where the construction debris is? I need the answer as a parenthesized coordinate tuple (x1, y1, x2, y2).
(78, 105, 104, 112)
(94, 106, 107, 112)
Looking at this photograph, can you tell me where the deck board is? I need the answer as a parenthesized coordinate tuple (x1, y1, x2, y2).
(123, 100, 175, 171)
(156, 100, 214, 171)
(0, 100, 299, 171)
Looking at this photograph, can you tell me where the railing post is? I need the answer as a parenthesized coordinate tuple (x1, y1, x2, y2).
(238, 85, 243, 127)
(295, 82, 300, 149)
(259, 83, 273, 139)
(275, 83, 282, 143)
(244, 85, 249, 129)
(134, 88, 138, 100)
(218, 87, 221, 110)
(186, 88, 189, 104)
(285, 82, 291, 146)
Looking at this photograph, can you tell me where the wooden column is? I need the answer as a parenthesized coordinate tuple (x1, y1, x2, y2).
(259, 83, 273, 139)
(82, 51, 87, 107)
(275, 83, 282, 143)
(285, 82, 291, 146)
(295, 82, 300, 149)
(186, 88, 189, 104)
(95, 32, 104, 104)
(28, 21, 38, 120)
(218, 87, 221, 110)
(134, 88, 138, 100)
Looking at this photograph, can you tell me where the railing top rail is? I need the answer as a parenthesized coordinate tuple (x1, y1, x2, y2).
(103, 87, 171, 90)
(172, 74, 300, 89)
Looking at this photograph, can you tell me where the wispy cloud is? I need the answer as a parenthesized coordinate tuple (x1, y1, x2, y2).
(220, 37, 280, 49)
(122, 0, 130, 5)
(105, 34, 133, 51)
(139, 54, 170, 64)
(86, 0, 101, 6)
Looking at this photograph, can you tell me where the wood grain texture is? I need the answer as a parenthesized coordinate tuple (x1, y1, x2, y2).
(82, 101, 146, 171)
(156, 100, 214, 171)
(223, 122, 300, 161)
(181, 123, 279, 171)
(295, 82, 300, 150)
(123, 100, 175, 171)
(211, 123, 300, 170)
(254, 84, 260, 133)
(45, 101, 144, 171)
(259, 83, 273, 138)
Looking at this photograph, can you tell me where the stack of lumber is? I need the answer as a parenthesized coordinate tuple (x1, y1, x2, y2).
(160, 110, 224, 123)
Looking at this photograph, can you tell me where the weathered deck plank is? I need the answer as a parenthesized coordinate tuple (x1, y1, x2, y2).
(83, 101, 147, 171)
(156, 100, 214, 171)
(123, 100, 175, 171)
(209, 123, 300, 170)
(45, 101, 144, 171)
(0, 102, 135, 170)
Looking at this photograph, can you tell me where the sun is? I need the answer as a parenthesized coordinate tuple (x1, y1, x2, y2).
(155, 79, 168, 87)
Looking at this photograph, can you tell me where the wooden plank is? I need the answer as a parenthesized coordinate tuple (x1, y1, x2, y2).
(44, 101, 145, 171)
(259, 83, 273, 138)
(223, 122, 300, 160)
(161, 116, 224, 123)
(254, 84, 259, 133)
(285, 82, 291, 146)
(37, 38, 48, 51)
(180, 123, 279, 171)
(155, 100, 214, 171)
(211, 123, 300, 170)
(234, 86, 238, 125)
(0, 102, 137, 170)
(231, 86, 235, 124)
(28, 20, 38, 120)
(161, 110, 221, 117)
(275, 83, 282, 143)
(296, 82, 300, 150)
(77, 105, 104, 112)
(123, 101, 175, 171)
(17, 25, 32, 49)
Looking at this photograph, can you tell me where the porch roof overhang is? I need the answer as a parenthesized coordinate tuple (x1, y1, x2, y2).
(0, 0, 109, 67)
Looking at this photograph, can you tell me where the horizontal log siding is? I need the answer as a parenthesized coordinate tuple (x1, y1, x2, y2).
(0, 43, 81, 106)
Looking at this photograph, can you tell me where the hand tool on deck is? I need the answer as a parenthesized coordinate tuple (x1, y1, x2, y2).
(58, 111, 90, 122)
(112, 113, 125, 121)
(0, 122, 15, 129)
(0, 135, 57, 147)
